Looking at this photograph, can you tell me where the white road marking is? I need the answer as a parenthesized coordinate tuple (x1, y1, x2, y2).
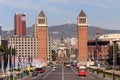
(42, 71, 51, 79)
(50, 73, 76, 74)
(87, 74, 95, 79)
(32, 67, 51, 80)
(80, 76, 84, 79)
(70, 67, 78, 74)
(32, 74, 41, 80)
(62, 65, 64, 80)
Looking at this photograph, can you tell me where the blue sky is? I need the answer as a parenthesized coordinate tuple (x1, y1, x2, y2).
(0, 0, 120, 30)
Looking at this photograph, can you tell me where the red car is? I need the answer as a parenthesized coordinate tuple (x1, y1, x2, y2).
(35, 68, 44, 73)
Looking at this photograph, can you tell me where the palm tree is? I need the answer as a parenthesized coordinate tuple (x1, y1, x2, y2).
(107, 43, 119, 66)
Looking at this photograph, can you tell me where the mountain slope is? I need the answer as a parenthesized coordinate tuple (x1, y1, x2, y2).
(2, 23, 120, 40)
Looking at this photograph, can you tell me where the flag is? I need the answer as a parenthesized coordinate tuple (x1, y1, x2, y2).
(23, 57, 27, 68)
(1, 56, 4, 74)
(21, 57, 24, 69)
(11, 55, 14, 68)
(31, 58, 36, 66)
(15, 56, 18, 69)
(6, 55, 10, 71)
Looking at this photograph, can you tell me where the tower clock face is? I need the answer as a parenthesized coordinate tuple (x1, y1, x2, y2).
(79, 18, 86, 24)
(38, 19, 45, 24)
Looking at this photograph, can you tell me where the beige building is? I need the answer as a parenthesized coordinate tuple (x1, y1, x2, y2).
(8, 35, 52, 63)
(8, 11, 52, 64)
(99, 33, 120, 45)
(8, 35, 37, 58)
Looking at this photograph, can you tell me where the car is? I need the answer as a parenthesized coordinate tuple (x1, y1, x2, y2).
(78, 66, 87, 76)
(52, 66, 57, 69)
(52, 64, 57, 69)
(37, 68, 44, 73)
(51, 68, 56, 72)
(32, 70, 38, 76)
(34, 68, 44, 73)
(65, 63, 71, 68)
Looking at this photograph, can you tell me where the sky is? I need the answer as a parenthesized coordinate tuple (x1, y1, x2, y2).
(0, 0, 120, 30)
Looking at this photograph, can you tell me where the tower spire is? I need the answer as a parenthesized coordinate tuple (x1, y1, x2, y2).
(38, 10, 46, 17)
(78, 10, 86, 17)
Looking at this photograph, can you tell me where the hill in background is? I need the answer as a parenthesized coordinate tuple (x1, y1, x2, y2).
(2, 23, 120, 40)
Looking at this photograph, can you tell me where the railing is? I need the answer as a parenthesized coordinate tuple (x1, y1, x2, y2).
(87, 66, 120, 80)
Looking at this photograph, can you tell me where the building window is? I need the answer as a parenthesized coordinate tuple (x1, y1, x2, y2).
(79, 18, 86, 23)
(38, 19, 45, 24)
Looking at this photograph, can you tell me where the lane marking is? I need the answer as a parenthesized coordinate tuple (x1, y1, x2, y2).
(87, 74, 95, 80)
(80, 76, 84, 79)
(62, 65, 64, 80)
(50, 73, 76, 74)
(32, 74, 41, 80)
(31, 67, 51, 80)
(70, 67, 78, 74)
(42, 71, 51, 79)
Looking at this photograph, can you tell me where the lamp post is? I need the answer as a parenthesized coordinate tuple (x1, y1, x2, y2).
(112, 41, 116, 80)
(94, 35, 99, 66)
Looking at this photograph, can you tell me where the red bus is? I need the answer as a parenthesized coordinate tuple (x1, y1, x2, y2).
(78, 66, 87, 76)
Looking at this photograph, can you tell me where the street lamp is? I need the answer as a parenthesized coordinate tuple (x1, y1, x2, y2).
(112, 41, 116, 80)
(94, 35, 99, 66)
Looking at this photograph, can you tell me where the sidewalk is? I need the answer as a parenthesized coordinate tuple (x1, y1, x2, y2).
(17, 72, 32, 80)
(105, 70, 120, 76)
(88, 66, 120, 80)
(89, 66, 120, 76)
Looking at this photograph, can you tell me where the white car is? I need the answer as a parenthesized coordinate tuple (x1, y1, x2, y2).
(51, 68, 56, 72)
(66, 64, 71, 68)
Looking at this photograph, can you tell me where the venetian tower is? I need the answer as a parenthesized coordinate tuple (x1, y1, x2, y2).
(77, 10, 88, 65)
(36, 11, 47, 65)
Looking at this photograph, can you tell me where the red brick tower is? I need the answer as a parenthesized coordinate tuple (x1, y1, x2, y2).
(77, 10, 88, 65)
(36, 11, 47, 64)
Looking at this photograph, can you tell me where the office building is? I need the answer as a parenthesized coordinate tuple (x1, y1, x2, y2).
(8, 35, 37, 59)
(14, 13, 26, 36)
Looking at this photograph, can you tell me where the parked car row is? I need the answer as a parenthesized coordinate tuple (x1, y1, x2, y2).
(32, 67, 44, 76)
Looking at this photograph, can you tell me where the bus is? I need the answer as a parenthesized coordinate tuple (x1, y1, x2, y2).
(78, 66, 87, 76)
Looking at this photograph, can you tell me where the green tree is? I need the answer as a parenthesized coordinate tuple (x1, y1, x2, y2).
(52, 50, 57, 61)
(107, 45, 113, 65)
(0, 45, 5, 52)
(107, 43, 119, 65)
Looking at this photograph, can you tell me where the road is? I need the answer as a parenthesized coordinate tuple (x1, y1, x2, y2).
(24, 65, 109, 80)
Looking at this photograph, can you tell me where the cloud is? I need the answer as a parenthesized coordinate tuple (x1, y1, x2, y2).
(43, 0, 69, 3)
(0, 0, 40, 10)
(0, 0, 65, 14)
(76, 0, 120, 8)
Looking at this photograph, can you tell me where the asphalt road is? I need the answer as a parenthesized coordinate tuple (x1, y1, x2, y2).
(25, 65, 110, 80)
